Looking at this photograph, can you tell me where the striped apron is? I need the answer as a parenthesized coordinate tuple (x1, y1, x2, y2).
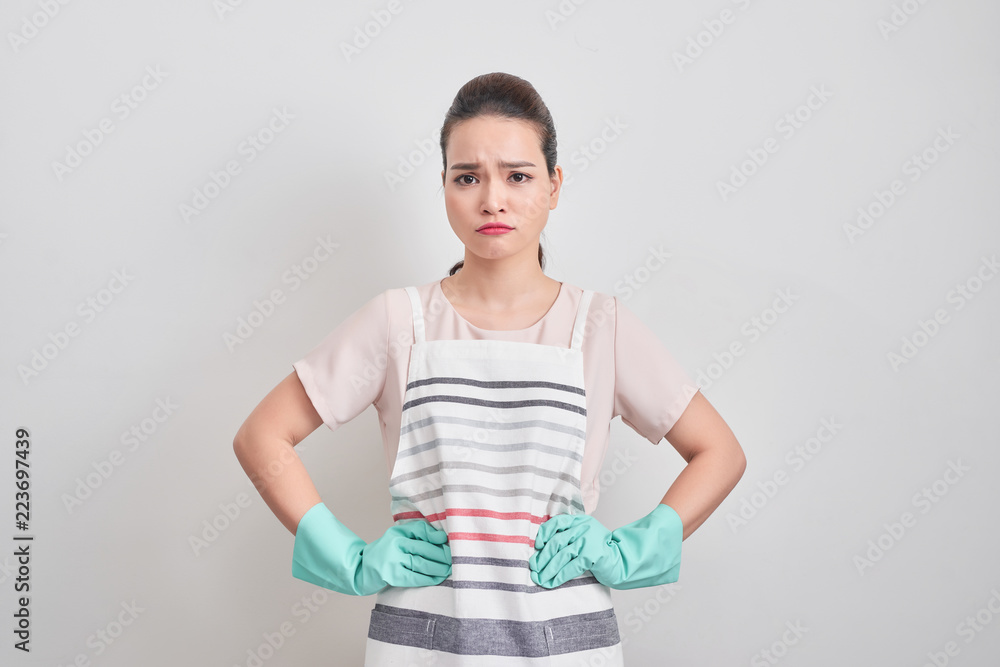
(364, 285, 624, 666)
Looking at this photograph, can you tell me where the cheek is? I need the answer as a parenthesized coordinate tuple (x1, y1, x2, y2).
(442, 193, 467, 231)
(442, 191, 459, 214)
(520, 187, 549, 218)
(444, 187, 469, 209)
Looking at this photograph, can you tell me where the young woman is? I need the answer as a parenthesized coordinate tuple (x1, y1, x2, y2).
(234, 72, 746, 666)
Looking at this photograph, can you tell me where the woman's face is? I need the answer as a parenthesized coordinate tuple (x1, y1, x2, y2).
(441, 115, 562, 265)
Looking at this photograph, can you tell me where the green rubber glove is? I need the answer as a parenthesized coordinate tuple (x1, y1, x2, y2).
(529, 503, 683, 590)
(292, 502, 452, 595)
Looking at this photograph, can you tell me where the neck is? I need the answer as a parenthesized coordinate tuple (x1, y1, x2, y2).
(446, 250, 553, 310)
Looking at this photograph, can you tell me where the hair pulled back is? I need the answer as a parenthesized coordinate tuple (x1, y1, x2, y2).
(439, 72, 557, 276)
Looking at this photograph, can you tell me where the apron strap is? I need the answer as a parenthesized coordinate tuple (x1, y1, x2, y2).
(404, 286, 425, 344)
(570, 289, 594, 351)
(407, 284, 593, 350)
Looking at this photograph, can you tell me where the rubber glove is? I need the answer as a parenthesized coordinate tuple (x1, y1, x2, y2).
(292, 502, 452, 596)
(529, 503, 682, 590)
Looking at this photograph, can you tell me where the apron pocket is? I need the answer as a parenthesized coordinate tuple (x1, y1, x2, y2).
(544, 611, 621, 656)
(368, 607, 436, 650)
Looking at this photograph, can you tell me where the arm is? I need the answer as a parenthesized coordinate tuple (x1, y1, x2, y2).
(234, 370, 453, 594)
(530, 389, 746, 589)
(233, 370, 325, 535)
(659, 390, 746, 540)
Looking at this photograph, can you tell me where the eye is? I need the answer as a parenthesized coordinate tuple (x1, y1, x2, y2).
(453, 172, 533, 186)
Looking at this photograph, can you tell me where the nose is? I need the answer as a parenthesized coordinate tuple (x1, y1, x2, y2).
(481, 177, 506, 214)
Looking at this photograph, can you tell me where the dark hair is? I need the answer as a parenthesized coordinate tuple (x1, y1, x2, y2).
(440, 72, 557, 276)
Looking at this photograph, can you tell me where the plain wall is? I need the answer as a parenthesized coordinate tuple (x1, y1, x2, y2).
(1, 1, 998, 665)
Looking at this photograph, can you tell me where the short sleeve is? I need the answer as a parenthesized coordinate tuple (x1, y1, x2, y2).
(292, 290, 389, 432)
(613, 296, 701, 444)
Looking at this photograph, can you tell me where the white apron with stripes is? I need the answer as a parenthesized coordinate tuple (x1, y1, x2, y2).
(364, 285, 624, 666)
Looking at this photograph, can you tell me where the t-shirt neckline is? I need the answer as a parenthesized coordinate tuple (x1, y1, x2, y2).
(434, 278, 565, 333)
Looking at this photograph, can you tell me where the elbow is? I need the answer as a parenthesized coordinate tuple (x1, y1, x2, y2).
(732, 441, 747, 481)
(232, 423, 250, 460)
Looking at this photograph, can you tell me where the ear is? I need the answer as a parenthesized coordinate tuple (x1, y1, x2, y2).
(549, 165, 564, 209)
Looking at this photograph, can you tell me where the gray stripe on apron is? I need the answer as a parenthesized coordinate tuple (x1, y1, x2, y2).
(367, 604, 620, 657)
(389, 460, 580, 487)
(450, 556, 527, 568)
(407, 376, 586, 396)
(394, 484, 586, 513)
(403, 393, 587, 416)
(396, 438, 584, 463)
(400, 414, 586, 441)
(439, 574, 600, 594)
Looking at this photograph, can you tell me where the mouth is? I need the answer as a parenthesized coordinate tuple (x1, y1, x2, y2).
(476, 223, 513, 231)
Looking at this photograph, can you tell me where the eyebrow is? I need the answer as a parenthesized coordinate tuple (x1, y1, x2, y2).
(449, 160, 537, 171)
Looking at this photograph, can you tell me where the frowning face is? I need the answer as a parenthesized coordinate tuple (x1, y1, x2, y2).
(441, 115, 562, 265)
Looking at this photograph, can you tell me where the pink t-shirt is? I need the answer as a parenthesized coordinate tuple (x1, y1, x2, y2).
(293, 278, 701, 514)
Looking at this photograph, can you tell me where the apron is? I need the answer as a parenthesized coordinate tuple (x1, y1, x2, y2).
(364, 285, 624, 666)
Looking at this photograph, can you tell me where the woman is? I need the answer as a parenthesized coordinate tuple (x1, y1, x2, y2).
(233, 72, 746, 665)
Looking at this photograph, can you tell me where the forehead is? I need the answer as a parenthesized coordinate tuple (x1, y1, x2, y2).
(447, 116, 541, 161)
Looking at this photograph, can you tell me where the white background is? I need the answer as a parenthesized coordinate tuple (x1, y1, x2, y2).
(1, 1, 998, 665)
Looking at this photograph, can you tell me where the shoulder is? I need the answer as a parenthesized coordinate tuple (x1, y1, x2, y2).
(381, 280, 438, 316)
(590, 288, 619, 318)
(380, 280, 444, 341)
(558, 284, 620, 349)
(570, 287, 667, 349)
(563, 283, 619, 321)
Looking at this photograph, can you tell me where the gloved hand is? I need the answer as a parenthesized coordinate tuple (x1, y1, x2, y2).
(292, 502, 452, 596)
(529, 503, 683, 590)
